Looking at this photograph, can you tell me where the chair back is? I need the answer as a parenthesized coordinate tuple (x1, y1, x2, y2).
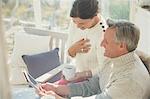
(49, 31, 68, 63)
(24, 27, 69, 63)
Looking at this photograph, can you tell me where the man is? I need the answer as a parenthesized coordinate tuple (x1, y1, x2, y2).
(38, 20, 150, 99)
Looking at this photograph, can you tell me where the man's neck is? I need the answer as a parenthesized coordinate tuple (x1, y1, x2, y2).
(110, 51, 136, 66)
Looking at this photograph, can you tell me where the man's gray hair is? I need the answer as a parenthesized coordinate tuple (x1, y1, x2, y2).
(107, 19, 140, 52)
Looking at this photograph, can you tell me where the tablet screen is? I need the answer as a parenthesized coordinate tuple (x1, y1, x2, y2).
(23, 71, 39, 89)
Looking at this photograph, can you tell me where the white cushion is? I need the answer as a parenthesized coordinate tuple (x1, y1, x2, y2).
(10, 32, 50, 84)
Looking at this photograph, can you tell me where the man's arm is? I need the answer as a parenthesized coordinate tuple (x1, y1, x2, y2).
(67, 75, 100, 97)
(55, 85, 70, 97)
(38, 75, 100, 98)
(38, 83, 70, 97)
(95, 91, 112, 99)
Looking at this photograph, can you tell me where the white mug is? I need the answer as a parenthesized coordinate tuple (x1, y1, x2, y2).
(62, 64, 76, 81)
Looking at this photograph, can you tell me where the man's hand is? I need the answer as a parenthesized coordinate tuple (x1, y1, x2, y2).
(37, 83, 57, 92)
(36, 82, 70, 98)
(40, 90, 66, 99)
(68, 38, 91, 57)
(37, 83, 65, 99)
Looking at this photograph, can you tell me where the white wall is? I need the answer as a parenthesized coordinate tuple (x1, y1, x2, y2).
(134, 7, 150, 55)
(130, 0, 150, 55)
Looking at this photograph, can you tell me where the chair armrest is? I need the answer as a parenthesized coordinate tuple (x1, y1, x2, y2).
(35, 64, 65, 83)
(136, 50, 150, 74)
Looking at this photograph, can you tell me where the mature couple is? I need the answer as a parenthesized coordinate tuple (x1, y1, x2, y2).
(37, 0, 150, 99)
(37, 19, 150, 99)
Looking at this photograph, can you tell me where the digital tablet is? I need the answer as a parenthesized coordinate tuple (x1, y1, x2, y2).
(23, 71, 39, 89)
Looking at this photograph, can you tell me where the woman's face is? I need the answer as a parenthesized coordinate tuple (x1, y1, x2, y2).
(72, 17, 96, 30)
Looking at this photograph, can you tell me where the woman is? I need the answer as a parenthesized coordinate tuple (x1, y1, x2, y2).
(57, 0, 107, 84)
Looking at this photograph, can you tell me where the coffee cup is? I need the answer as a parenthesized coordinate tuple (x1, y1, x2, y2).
(62, 64, 76, 81)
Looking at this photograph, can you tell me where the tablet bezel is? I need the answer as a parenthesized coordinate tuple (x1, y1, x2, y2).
(23, 71, 39, 89)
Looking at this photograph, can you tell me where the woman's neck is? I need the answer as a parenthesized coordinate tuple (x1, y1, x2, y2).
(89, 15, 100, 28)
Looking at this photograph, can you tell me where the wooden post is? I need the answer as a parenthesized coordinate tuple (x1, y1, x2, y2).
(0, 6, 11, 99)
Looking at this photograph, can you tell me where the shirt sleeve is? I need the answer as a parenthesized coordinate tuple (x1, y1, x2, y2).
(68, 75, 101, 97)
(65, 21, 76, 60)
(64, 21, 76, 65)
(95, 92, 112, 99)
(66, 21, 74, 51)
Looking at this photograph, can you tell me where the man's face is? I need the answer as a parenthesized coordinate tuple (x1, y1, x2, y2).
(101, 28, 123, 58)
(72, 17, 95, 30)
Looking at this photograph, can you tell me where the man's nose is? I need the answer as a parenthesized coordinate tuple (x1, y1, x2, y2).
(100, 40, 104, 47)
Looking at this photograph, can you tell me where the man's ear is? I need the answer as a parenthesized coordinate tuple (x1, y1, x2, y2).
(119, 42, 127, 50)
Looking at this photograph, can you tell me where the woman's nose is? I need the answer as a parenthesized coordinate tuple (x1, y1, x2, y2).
(77, 24, 82, 28)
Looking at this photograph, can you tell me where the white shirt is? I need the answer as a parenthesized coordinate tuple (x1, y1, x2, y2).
(66, 15, 107, 74)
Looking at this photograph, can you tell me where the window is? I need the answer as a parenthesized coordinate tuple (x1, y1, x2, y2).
(2, 0, 34, 29)
(2, 0, 130, 30)
(100, 0, 130, 20)
(2, 0, 74, 57)
(2, 0, 73, 31)
(40, 0, 73, 30)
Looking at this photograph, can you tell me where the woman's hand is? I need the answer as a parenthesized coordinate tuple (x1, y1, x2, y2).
(68, 38, 91, 57)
